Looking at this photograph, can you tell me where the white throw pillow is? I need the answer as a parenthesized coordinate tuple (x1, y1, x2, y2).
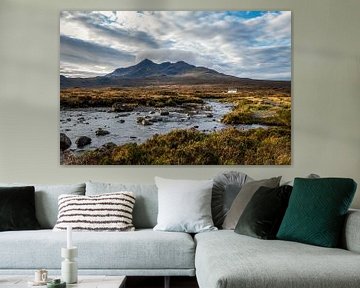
(153, 177, 217, 233)
(53, 192, 135, 232)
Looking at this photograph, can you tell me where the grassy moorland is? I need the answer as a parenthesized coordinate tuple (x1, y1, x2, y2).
(222, 96, 291, 127)
(60, 84, 291, 165)
(63, 127, 291, 165)
(60, 85, 290, 126)
(60, 85, 289, 108)
(60, 86, 207, 108)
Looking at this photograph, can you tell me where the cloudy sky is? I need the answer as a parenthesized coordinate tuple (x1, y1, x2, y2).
(60, 11, 291, 80)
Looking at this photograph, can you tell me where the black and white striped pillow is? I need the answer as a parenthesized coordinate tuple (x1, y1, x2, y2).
(53, 192, 136, 231)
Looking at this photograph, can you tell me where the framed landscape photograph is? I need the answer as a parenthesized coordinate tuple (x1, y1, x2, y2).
(60, 11, 291, 165)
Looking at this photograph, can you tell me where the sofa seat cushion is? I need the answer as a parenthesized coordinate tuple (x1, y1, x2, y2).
(0, 229, 195, 270)
(195, 230, 360, 288)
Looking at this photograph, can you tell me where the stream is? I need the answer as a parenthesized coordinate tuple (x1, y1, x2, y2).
(60, 100, 266, 152)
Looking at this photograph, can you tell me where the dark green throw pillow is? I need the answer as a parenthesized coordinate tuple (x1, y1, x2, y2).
(235, 185, 293, 239)
(0, 186, 41, 231)
(277, 178, 357, 247)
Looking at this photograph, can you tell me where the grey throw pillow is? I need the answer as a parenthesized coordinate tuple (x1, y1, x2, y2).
(222, 177, 281, 230)
(212, 171, 252, 228)
(153, 177, 217, 233)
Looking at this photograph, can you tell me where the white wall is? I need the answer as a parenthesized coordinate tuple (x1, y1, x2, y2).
(0, 0, 359, 208)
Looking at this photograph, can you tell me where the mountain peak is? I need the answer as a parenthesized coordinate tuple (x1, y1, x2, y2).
(104, 59, 223, 79)
(137, 58, 155, 65)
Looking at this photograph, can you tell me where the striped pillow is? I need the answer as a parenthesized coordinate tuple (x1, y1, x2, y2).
(53, 192, 136, 232)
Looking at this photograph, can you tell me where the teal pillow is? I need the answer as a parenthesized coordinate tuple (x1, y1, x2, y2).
(277, 178, 357, 247)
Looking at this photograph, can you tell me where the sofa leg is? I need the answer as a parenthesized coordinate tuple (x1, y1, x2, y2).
(164, 276, 170, 288)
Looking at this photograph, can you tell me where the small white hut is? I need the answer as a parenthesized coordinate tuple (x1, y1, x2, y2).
(227, 88, 237, 94)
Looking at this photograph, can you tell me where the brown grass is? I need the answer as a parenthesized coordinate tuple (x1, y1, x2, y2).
(62, 127, 291, 165)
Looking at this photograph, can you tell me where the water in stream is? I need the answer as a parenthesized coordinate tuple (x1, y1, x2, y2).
(60, 100, 266, 152)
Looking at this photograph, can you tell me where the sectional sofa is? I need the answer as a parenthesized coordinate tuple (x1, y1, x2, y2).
(0, 180, 359, 288)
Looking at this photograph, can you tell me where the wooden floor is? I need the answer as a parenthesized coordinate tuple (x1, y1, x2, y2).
(126, 276, 199, 288)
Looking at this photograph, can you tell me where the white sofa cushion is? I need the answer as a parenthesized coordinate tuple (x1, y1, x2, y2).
(154, 177, 216, 233)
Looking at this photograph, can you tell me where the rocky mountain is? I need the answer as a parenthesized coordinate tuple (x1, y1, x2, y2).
(60, 59, 290, 90)
(105, 59, 225, 78)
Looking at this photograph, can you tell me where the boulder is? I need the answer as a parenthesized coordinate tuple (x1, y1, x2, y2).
(141, 119, 153, 126)
(160, 110, 170, 116)
(137, 117, 153, 125)
(75, 136, 92, 148)
(60, 133, 71, 151)
(96, 128, 110, 136)
(137, 117, 145, 123)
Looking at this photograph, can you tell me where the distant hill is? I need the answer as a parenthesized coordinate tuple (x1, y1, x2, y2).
(105, 58, 229, 79)
(60, 59, 290, 90)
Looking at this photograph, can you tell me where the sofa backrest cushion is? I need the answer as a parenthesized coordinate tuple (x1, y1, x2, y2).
(86, 181, 158, 229)
(0, 183, 86, 229)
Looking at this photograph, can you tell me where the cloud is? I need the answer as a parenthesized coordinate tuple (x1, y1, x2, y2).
(61, 11, 160, 50)
(60, 11, 291, 80)
(60, 35, 135, 77)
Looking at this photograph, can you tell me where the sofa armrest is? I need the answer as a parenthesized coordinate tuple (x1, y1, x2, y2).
(342, 209, 360, 253)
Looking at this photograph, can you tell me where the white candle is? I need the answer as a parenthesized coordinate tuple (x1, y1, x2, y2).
(67, 225, 72, 249)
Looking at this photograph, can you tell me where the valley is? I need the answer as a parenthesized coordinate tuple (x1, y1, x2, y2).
(60, 60, 291, 165)
(60, 84, 291, 165)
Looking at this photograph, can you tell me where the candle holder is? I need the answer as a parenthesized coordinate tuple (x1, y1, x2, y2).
(61, 247, 78, 284)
